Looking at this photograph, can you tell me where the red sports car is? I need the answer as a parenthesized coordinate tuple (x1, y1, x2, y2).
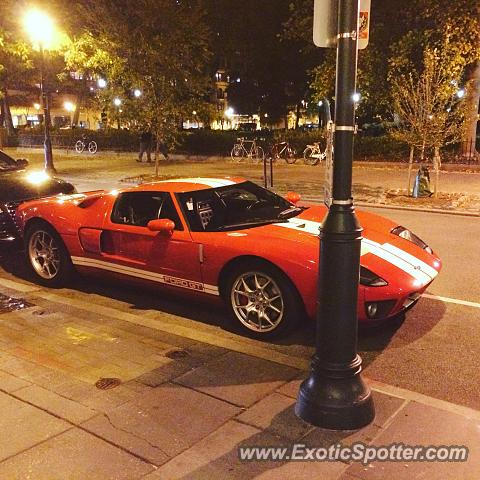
(16, 177, 441, 338)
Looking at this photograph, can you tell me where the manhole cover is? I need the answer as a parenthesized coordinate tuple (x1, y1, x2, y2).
(0, 293, 35, 314)
(165, 349, 189, 359)
(95, 377, 122, 390)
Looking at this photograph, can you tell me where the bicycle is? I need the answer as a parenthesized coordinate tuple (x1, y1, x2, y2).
(230, 137, 264, 163)
(75, 136, 98, 154)
(267, 141, 297, 164)
(303, 142, 326, 165)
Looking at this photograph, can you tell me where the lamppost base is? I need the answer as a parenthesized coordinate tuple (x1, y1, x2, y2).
(295, 360, 375, 430)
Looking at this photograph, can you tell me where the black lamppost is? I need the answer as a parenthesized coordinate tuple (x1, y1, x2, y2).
(24, 10, 56, 173)
(295, 0, 375, 430)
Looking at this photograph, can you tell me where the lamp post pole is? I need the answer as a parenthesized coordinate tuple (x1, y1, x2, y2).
(295, 0, 375, 430)
(39, 42, 55, 173)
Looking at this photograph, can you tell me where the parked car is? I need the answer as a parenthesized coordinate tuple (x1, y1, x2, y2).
(16, 177, 441, 338)
(0, 149, 75, 244)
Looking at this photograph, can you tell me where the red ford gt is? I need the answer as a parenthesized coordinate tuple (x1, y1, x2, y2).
(16, 177, 441, 338)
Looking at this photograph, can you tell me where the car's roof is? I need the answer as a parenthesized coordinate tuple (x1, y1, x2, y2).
(123, 177, 247, 194)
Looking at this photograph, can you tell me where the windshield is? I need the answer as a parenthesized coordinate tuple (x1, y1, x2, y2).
(177, 181, 304, 232)
(0, 151, 18, 171)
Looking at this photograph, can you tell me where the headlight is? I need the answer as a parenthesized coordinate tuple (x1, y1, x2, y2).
(391, 226, 432, 254)
(360, 266, 388, 287)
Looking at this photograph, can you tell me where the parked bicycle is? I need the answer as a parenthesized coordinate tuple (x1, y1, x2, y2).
(303, 142, 327, 165)
(75, 135, 98, 154)
(231, 137, 264, 163)
(267, 141, 297, 164)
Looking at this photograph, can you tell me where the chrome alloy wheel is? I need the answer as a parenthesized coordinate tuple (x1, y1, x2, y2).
(28, 230, 61, 280)
(231, 271, 284, 333)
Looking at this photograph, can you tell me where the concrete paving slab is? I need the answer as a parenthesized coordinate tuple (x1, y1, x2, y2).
(176, 351, 299, 407)
(0, 428, 154, 479)
(0, 370, 32, 392)
(0, 391, 70, 462)
(148, 419, 347, 479)
(346, 401, 480, 479)
(81, 382, 240, 463)
(14, 385, 98, 424)
(237, 391, 314, 441)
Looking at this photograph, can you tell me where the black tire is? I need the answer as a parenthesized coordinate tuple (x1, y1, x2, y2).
(88, 141, 98, 154)
(75, 140, 85, 153)
(284, 146, 297, 164)
(223, 260, 302, 339)
(231, 144, 244, 162)
(253, 146, 265, 163)
(303, 147, 320, 165)
(24, 223, 73, 287)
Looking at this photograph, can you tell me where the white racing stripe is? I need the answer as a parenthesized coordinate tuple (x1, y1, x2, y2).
(273, 219, 436, 284)
(71, 256, 219, 296)
(361, 238, 433, 284)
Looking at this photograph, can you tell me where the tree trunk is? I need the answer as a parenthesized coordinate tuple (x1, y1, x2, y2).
(72, 76, 87, 127)
(295, 103, 300, 130)
(460, 61, 480, 160)
(2, 90, 15, 136)
(407, 145, 415, 196)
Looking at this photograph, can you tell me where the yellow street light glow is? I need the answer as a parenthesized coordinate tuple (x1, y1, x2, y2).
(64, 101, 75, 112)
(134, 89, 142, 98)
(97, 78, 107, 88)
(33, 103, 41, 110)
(225, 107, 234, 118)
(113, 97, 122, 106)
(24, 9, 54, 49)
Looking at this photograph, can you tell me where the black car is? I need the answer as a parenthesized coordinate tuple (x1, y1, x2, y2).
(0, 150, 75, 243)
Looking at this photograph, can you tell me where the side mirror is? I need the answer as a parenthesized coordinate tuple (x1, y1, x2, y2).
(286, 191, 301, 204)
(16, 158, 29, 168)
(147, 218, 175, 236)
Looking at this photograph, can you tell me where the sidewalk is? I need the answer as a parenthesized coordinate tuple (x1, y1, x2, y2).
(0, 277, 478, 479)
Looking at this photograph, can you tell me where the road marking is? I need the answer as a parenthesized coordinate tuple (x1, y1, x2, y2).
(423, 293, 480, 309)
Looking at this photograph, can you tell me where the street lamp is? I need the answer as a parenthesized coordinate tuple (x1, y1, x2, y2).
(133, 89, 142, 98)
(24, 9, 56, 173)
(97, 78, 107, 89)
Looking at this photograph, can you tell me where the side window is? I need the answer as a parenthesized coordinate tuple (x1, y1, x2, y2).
(111, 192, 183, 230)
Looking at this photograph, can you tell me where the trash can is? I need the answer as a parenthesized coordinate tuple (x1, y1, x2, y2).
(412, 165, 432, 198)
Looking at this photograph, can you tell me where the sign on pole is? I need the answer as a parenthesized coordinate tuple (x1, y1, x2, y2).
(313, 0, 371, 49)
(324, 121, 334, 207)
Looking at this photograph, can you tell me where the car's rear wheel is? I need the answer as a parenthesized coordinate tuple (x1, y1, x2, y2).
(224, 260, 302, 338)
(25, 224, 73, 287)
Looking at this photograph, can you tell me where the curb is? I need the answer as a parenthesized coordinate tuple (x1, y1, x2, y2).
(302, 196, 480, 217)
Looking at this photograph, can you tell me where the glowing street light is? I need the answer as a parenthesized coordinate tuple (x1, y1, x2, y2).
(97, 78, 107, 88)
(113, 97, 122, 107)
(64, 101, 75, 112)
(33, 103, 41, 110)
(23, 9, 56, 173)
(133, 89, 142, 98)
(456, 88, 465, 99)
(225, 107, 235, 118)
(23, 10, 55, 50)
(352, 92, 361, 103)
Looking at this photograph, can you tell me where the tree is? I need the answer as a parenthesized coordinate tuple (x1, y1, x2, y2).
(391, 46, 468, 196)
(0, 2, 33, 135)
(391, 0, 480, 158)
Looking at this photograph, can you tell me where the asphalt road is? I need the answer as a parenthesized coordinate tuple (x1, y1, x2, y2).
(0, 207, 479, 410)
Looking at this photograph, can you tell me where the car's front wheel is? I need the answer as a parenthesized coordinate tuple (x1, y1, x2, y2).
(224, 261, 302, 338)
(25, 224, 73, 287)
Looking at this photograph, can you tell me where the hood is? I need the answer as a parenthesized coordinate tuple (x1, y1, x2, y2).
(0, 170, 75, 203)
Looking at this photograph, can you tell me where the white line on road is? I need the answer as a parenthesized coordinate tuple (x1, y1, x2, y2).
(423, 293, 480, 309)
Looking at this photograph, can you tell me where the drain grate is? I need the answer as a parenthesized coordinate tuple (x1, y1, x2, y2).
(0, 293, 35, 314)
(165, 349, 189, 359)
(95, 377, 122, 390)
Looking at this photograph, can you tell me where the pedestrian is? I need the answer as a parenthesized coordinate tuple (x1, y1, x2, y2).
(138, 128, 153, 163)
